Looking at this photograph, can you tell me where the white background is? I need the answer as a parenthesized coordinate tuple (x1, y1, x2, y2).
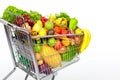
(0, 0, 120, 80)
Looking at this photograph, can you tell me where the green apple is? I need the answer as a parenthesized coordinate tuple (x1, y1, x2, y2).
(34, 44, 42, 53)
(45, 21, 54, 29)
(48, 38, 56, 46)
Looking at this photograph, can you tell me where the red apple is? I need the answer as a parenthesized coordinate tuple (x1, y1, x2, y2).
(54, 40, 62, 50)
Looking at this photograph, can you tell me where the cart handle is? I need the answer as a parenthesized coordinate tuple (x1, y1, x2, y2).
(0, 17, 13, 27)
(0, 17, 29, 33)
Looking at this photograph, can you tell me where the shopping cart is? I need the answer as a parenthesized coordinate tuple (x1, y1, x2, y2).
(0, 13, 83, 80)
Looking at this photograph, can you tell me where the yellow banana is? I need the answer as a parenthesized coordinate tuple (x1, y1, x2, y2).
(84, 29, 91, 49)
(79, 29, 91, 53)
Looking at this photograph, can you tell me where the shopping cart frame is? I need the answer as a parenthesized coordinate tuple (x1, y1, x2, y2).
(0, 17, 83, 80)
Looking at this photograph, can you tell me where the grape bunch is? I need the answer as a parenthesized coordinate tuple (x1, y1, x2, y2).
(23, 14, 35, 27)
(14, 16, 24, 26)
(15, 14, 35, 27)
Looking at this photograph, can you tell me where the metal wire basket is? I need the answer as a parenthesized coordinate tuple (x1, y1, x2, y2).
(0, 11, 83, 80)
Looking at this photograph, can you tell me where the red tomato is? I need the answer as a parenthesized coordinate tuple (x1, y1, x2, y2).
(61, 29, 67, 34)
(54, 26, 61, 34)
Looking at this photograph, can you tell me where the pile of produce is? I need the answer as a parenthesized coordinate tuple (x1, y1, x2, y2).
(2, 6, 91, 75)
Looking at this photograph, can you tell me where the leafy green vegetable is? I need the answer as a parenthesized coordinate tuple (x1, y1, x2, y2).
(69, 18, 78, 31)
(2, 6, 27, 23)
(56, 12, 70, 21)
(29, 10, 42, 22)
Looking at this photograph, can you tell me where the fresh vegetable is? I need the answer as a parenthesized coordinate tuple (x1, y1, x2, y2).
(48, 38, 56, 47)
(55, 17, 68, 29)
(38, 62, 52, 75)
(54, 26, 61, 34)
(49, 14, 56, 22)
(61, 29, 67, 34)
(61, 45, 79, 61)
(56, 12, 70, 22)
(2, 6, 27, 23)
(69, 18, 78, 31)
(29, 10, 42, 22)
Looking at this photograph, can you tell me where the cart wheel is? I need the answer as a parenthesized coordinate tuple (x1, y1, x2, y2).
(51, 75, 55, 80)
(25, 74, 29, 80)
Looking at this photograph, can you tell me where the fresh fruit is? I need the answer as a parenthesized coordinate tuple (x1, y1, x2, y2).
(58, 46, 67, 54)
(40, 44, 61, 68)
(14, 16, 24, 26)
(69, 18, 78, 31)
(21, 23, 31, 32)
(48, 38, 56, 47)
(70, 38, 75, 45)
(34, 44, 42, 53)
(37, 60, 43, 65)
(41, 16, 48, 25)
(74, 36, 81, 45)
(45, 21, 54, 29)
(23, 14, 35, 27)
(75, 28, 83, 34)
(32, 20, 43, 32)
(54, 40, 62, 50)
(47, 29, 54, 35)
(79, 29, 91, 53)
(38, 28, 47, 36)
(35, 53, 42, 60)
(61, 38, 70, 46)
